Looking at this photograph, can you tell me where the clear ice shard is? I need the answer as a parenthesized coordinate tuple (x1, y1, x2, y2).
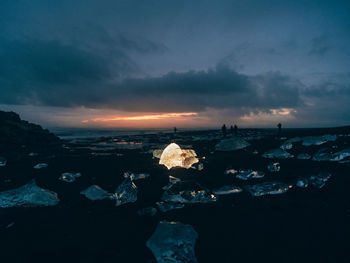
(296, 178, 309, 188)
(161, 181, 218, 204)
(0, 180, 59, 208)
(330, 148, 350, 162)
(162, 176, 181, 191)
(224, 169, 238, 175)
(0, 156, 7, 166)
(297, 153, 311, 160)
(159, 143, 199, 170)
(267, 162, 281, 172)
(33, 163, 48, 169)
(246, 182, 292, 197)
(114, 177, 138, 206)
(146, 221, 198, 263)
(156, 202, 185, 212)
(215, 137, 250, 151)
(302, 135, 337, 146)
(312, 148, 350, 162)
(213, 185, 242, 195)
(262, 149, 294, 159)
(80, 185, 113, 201)
(236, 170, 265, 180)
(122, 172, 150, 180)
(59, 172, 81, 183)
(280, 142, 293, 150)
(308, 172, 331, 188)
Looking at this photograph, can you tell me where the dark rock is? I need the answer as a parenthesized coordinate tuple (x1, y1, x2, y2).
(0, 110, 61, 149)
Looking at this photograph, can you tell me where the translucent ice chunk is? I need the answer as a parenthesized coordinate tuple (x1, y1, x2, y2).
(296, 178, 309, 188)
(162, 176, 181, 191)
(162, 190, 217, 204)
(297, 153, 311, 160)
(33, 163, 48, 169)
(159, 143, 199, 169)
(213, 185, 242, 195)
(0, 156, 7, 167)
(146, 221, 198, 263)
(246, 182, 292, 197)
(280, 142, 293, 150)
(236, 170, 265, 180)
(123, 172, 150, 181)
(262, 149, 293, 159)
(59, 172, 81, 183)
(267, 162, 281, 172)
(0, 180, 59, 208)
(302, 135, 337, 146)
(308, 172, 331, 188)
(80, 185, 112, 201)
(114, 177, 138, 206)
(215, 137, 250, 151)
(224, 169, 238, 175)
(312, 148, 350, 162)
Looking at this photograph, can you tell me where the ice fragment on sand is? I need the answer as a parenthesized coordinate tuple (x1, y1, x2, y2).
(162, 189, 217, 204)
(146, 221, 198, 263)
(224, 169, 238, 175)
(246, 182, 292, 197)
(296, 178, 309, 188)
(59, 172, 81, 183)
(308, 172, 331, 188)
(262, 149, 293, 159)
(80, 185, 112, 201)
(34, 163, 48, 169)
(114, 177, 138, 206)
(312, 148, 350, 162)
(159, 143, 199, 170)
(297, 153, 311, 160)
(302, 135, 337, 146)
(0, 180, 59, 208)
(236, 170, 265, 180)
(213, 185, 242, 195)
(280, 142, 293, 150)
(215, 137, 250, 151)
(0, 156, 7, 167)
(267, 162, 281, 172)
(123, 172, 150, 180)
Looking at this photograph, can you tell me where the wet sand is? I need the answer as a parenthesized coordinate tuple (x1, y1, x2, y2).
(0, 128, 350, 263)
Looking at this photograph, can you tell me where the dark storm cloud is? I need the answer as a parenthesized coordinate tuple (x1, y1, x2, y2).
(0, 45, 304, 112)
(1, 0, 350, 126)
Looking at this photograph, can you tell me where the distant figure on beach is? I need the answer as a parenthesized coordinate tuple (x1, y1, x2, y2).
(174, 127, 177, 134)
(230, 125, 234, 134)
(277, 123, 282, 136)
(234, 124, 238, 136)
(221, 124, 227, 137)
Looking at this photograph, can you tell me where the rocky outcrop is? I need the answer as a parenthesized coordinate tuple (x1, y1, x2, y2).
(0, 110, 60, 147)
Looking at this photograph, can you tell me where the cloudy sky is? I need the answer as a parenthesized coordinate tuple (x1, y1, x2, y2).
(1, 0, 349, 128)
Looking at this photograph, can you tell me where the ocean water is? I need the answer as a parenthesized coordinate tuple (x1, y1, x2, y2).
(50, 127, 176, 140)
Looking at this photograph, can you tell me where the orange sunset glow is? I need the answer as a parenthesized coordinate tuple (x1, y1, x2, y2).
(80, 112, 203, 128)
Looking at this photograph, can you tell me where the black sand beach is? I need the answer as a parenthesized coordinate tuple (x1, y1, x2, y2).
(1, 120, 350, 262)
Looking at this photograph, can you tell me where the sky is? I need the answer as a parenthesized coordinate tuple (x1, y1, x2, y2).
(0, 0, 350, 129)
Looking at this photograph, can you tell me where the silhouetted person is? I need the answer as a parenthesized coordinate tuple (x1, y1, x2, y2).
(277, 123, 282, 136)
(174, 127, 177, 134)
(221, 124, 227, 137)
(230, 125, 234, 134)
(234, 124, 238, 136)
